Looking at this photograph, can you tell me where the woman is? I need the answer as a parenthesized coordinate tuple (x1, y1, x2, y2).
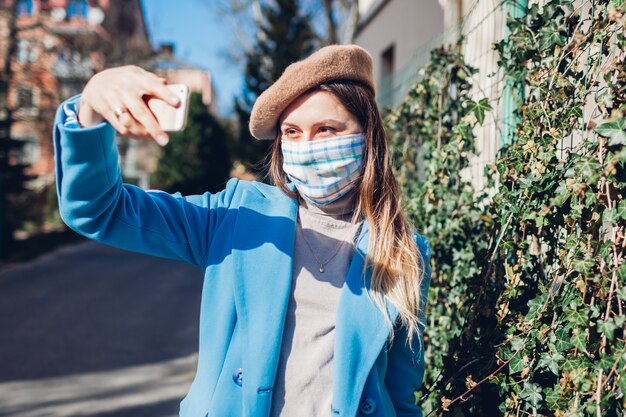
(53, 44, 431, 417)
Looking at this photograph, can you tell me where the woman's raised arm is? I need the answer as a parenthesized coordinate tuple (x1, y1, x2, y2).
(53, 66, 239, 267)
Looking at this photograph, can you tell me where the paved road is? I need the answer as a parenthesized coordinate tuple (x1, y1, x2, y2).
(0, 241, 204, 417)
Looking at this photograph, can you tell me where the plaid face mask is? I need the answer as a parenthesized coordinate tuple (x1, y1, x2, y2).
(281, 132, 365, 205)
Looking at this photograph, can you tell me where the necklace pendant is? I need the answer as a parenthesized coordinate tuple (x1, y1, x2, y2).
(319, 265, 325, 273)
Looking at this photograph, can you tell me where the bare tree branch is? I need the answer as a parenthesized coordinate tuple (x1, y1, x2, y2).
(322, 0, 337, 45)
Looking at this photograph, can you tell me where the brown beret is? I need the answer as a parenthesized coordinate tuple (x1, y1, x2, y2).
(249, 44, 375, 140)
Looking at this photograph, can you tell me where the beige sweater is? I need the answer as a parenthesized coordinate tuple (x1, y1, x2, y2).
(269, 188, 364, 416)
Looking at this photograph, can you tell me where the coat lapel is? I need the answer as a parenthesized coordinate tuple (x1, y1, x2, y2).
(232, 183, 299, 416)
(332, 221, 400, 417)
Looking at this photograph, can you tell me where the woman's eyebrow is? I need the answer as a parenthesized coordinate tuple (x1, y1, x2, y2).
(281, 119, 345, 128)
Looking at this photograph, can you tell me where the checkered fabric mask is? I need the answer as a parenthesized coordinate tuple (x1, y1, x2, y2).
(281, 132, 366, 205)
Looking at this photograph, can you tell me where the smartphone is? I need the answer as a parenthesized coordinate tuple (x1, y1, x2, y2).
(147, 83, 190, 132)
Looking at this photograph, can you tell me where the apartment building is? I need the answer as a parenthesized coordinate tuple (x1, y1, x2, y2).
(4, 0, 152, 190)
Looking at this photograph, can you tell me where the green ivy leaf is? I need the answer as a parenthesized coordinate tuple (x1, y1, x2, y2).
(603, 208, 618, 225)
(618, 374, 626, 402)
(452, 123, 472, 140)
(565, 307, 588, 325)
(538, 351, 563, 375)
(572, 257, 595, 274)
(498, 399, 507, 414)
(511, 337, 525, 351)
(560, 357, 578, 371)
(534, 215, 547, 229)
(525, 296, 545, 321)
(598, 319, 617, 341)
(576, 159, 600, 179)
(544, 385, 563, 408)
(538, 25, 567, 50)
(554, 327, 573, 351)
(595, 118, 626, 146)
(554, 339, 572, 352)
(520, 382, 543, 407)
(509, 354, 527, 374)
(569, 105, 583, 118)
(616, 200, 626, 220)
(598, 353, 616, 371)
(465, 97, 492, 125)
(572, 331, 587, 351)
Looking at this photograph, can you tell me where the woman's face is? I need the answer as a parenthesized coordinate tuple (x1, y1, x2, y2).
(279, 90, 363, 142)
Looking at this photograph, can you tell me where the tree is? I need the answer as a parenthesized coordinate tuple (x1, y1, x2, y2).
(100, 0, 154, 66)
(0, 1, 32, 258)
(151, 92, 232, 195)
(213, 0, 359, 48)
(316, 0, 359, 45)
(231, 0, 318, 178)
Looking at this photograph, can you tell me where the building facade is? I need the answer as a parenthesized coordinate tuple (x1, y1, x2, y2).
(354, 0, 445, 109)
(5, 0, 153, 192)
(354, 0, 510, 193)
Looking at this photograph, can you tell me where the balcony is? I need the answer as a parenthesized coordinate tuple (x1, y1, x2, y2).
(52, 52, 94, 80)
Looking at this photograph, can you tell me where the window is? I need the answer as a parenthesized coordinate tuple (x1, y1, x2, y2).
(378, 44, 396, 105)
(17, 0, 34, 16)
(59, 81, 84, 100)
(16, 136, 40, 166)
(16, 87, 35, 108)
(67, 0, 88, 18)
(17, 39, 38, 64)
(381, 44, 395, 78)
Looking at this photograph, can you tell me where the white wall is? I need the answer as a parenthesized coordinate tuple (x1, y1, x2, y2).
(354, 0, 445, 107)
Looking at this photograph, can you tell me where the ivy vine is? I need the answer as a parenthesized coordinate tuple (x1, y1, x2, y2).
(385, 0, 626, 415)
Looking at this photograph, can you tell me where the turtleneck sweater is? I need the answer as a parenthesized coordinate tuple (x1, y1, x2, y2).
(269, 187, 364, 417)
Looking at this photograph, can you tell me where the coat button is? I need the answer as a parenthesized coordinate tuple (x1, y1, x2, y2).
(232, 367, 243, 386)
(359, 398, 376, 415)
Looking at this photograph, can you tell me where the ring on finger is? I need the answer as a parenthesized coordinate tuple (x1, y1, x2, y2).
(114, 106, 129, 118)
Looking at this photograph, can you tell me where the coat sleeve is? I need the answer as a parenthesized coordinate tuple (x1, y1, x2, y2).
(385, 233, 432, 417)
(53, 94, 239, 267)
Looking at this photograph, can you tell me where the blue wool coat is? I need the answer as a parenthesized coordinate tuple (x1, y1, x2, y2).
(53, 95, 432, 417)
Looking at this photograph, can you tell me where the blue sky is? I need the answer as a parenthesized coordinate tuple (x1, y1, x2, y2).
(141, 1, 328, 118)
(141, 0, 247, 118)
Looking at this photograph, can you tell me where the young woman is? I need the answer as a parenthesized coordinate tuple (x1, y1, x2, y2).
(53, 44, 431, 417)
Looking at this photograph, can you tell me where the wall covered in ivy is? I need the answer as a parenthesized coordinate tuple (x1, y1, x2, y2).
(385, 1, 626, 415)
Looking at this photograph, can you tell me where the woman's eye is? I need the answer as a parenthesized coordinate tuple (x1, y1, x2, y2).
(319, 126, 334, 133)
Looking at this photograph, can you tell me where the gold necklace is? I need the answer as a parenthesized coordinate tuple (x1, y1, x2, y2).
(296, 217, 362, 273)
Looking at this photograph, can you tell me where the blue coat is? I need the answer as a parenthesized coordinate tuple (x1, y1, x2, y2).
(53, 95, 432, 417)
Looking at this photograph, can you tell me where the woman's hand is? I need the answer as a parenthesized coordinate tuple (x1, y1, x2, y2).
(77, 65, 181, 146)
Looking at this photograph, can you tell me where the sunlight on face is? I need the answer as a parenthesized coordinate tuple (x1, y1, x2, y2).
(279, 90, 363, 141)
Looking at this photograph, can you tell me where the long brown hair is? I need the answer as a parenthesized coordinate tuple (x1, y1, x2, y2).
(266, 80, 427, 348)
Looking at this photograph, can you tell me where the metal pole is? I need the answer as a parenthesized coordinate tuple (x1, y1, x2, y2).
(500, 0, 528, 148)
